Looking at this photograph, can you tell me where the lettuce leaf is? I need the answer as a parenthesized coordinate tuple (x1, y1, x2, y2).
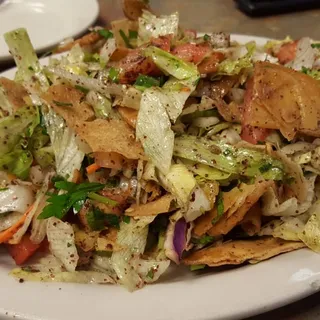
(217, 42, 255, 75)
(46, 217, 79, 272)
(138, 11, 179, 45)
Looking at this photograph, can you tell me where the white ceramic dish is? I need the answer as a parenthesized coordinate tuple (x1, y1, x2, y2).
(0, 0, 99, 62)
(1, 34, 320, 320)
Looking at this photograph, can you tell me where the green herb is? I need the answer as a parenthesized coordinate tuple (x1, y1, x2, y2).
(108, 67, 119, 83)
(98, 29, 113, 39)
(129, 30, 138, 39)
(203, 34, 210, 41)
(123, 216, 130, 224)
(38, 181, 105, 219)
(259, 162, 272, 173)
(0, 187, 8, 191)
(52, 100, 73, 107)
(106, 176, 120, 188)
(134, 74, 160, 90)
(191, 235, 214, 245)
(119, 29, 133, 49)
(311, 43, 320, 48)
(75, 85, 89, 94)
(212, 191, 224, 224)
(190, 264, 206, 271)
(87, 192, 118, 207)
(87, 208, 120, 231)
(28, 66, 34, 71)
(146, 268, 155, 279)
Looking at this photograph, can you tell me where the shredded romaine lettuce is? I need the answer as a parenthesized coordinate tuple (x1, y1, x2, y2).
(86, 90, 118, 119)
(46, 217, 79, 272)
(43, 107, 84, 180)
(136, 88, 174, 174)
(138, 11, 179, 45)
(174, 135, 284, 179)
(158, 163, 196, 209)
(4, 28, 49, 90)
(217, 42, 255, 75)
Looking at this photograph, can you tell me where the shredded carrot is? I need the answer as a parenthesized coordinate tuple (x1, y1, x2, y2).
(0, 204, 34, 244)
(181, 87, 191, 92)
(86, 163, 101, 174)
(7, 173, 17, 182)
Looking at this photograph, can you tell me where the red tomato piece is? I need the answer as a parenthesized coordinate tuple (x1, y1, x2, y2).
(198, 51, 225, 74)
(171, 43, 211, 64)
(241, 124, 270, 145)
(150, 35, 172, 52)
(276, 40, 298, 65)
(6, 234, 41, 265)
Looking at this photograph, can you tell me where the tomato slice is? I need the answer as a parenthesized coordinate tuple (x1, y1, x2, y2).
(150, 35, 172, 52)
(276, 40, 298, 65)
(171, 43, 211, 64)
(6, 234, 41, 265)
(241, 124, 270, 145)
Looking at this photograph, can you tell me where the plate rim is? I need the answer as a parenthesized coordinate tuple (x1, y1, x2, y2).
(0, 0, 99, 62)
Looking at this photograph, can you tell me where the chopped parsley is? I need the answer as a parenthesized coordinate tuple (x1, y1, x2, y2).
(108, 67, 119, 83)
(28, 66, 34, 71)
(87, 192, 118, 207)
(75, 85, 89, 94)
(86, 207, 120, 231)
(146, 267, 156, 279)
(212, 191, 224, 224)
(203, 34, 210, 41)
(190, 264, 206, 271)
(38, 179, 105, 219)
(119, 29, 133, 48)
(123, 216, 131, 224)
(134, 74, 160, 90)
(191, 235, 214, 245)
(128, 30, 138, 39)
(311, 43, 320, 48)
(52, 100, 73, 107)
(98, 29, 113, 39)
(259, 162, 272, 173)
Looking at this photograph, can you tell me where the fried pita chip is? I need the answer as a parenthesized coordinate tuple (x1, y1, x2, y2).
(111, 19, 138, 48)
(95, 228, 122, 252)
(183, 237, 305, 267)
(0, 77, 28, 113)
(240, 202, 262, 236)
(42, 84, 95, 124)
(193, 187, 243, 237)
(144, 181, 162, 202)
(55, 32, 102, 53)
(94, 151, 135, 170)
(122, 0, 151, 20)
(117, 107, 138, 128)
(75, 119, 146, 160)
(125, 194, 176, 216)
(208, 180, 273, 237)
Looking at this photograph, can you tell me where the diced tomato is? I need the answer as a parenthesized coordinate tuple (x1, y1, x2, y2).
(198, 51, 225, 74)
(171, 43, 211, 64)
(6, 234, 41, 265)
(241, 124, 270, 145)
(276, 40, 298, 65)
(150, 35, 172, 52)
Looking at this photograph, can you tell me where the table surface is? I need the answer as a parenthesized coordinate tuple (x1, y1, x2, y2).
(2, 0, 320, 319)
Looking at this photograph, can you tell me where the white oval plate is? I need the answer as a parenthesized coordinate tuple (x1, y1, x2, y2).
(1, 34, 320, 320)
(0, 0, 99, 62)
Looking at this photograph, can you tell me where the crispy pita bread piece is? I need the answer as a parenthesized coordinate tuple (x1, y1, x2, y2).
(193, 187, 242, 237)
(42, 84, 95, 124)
(183, 237, 305, 267)
(111, 19, 138, 48)
(75, 119, 146, 160)
(208, 180, 273, 237)
(245, 61, 320, 140)
(117, 107, 138, 128)
(125, 194, 176, 216)
(55, 32, 102, 53)
(0, 77, 29, 113)
(122, 0, 151, 20)
(240, 202, 262, 236)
